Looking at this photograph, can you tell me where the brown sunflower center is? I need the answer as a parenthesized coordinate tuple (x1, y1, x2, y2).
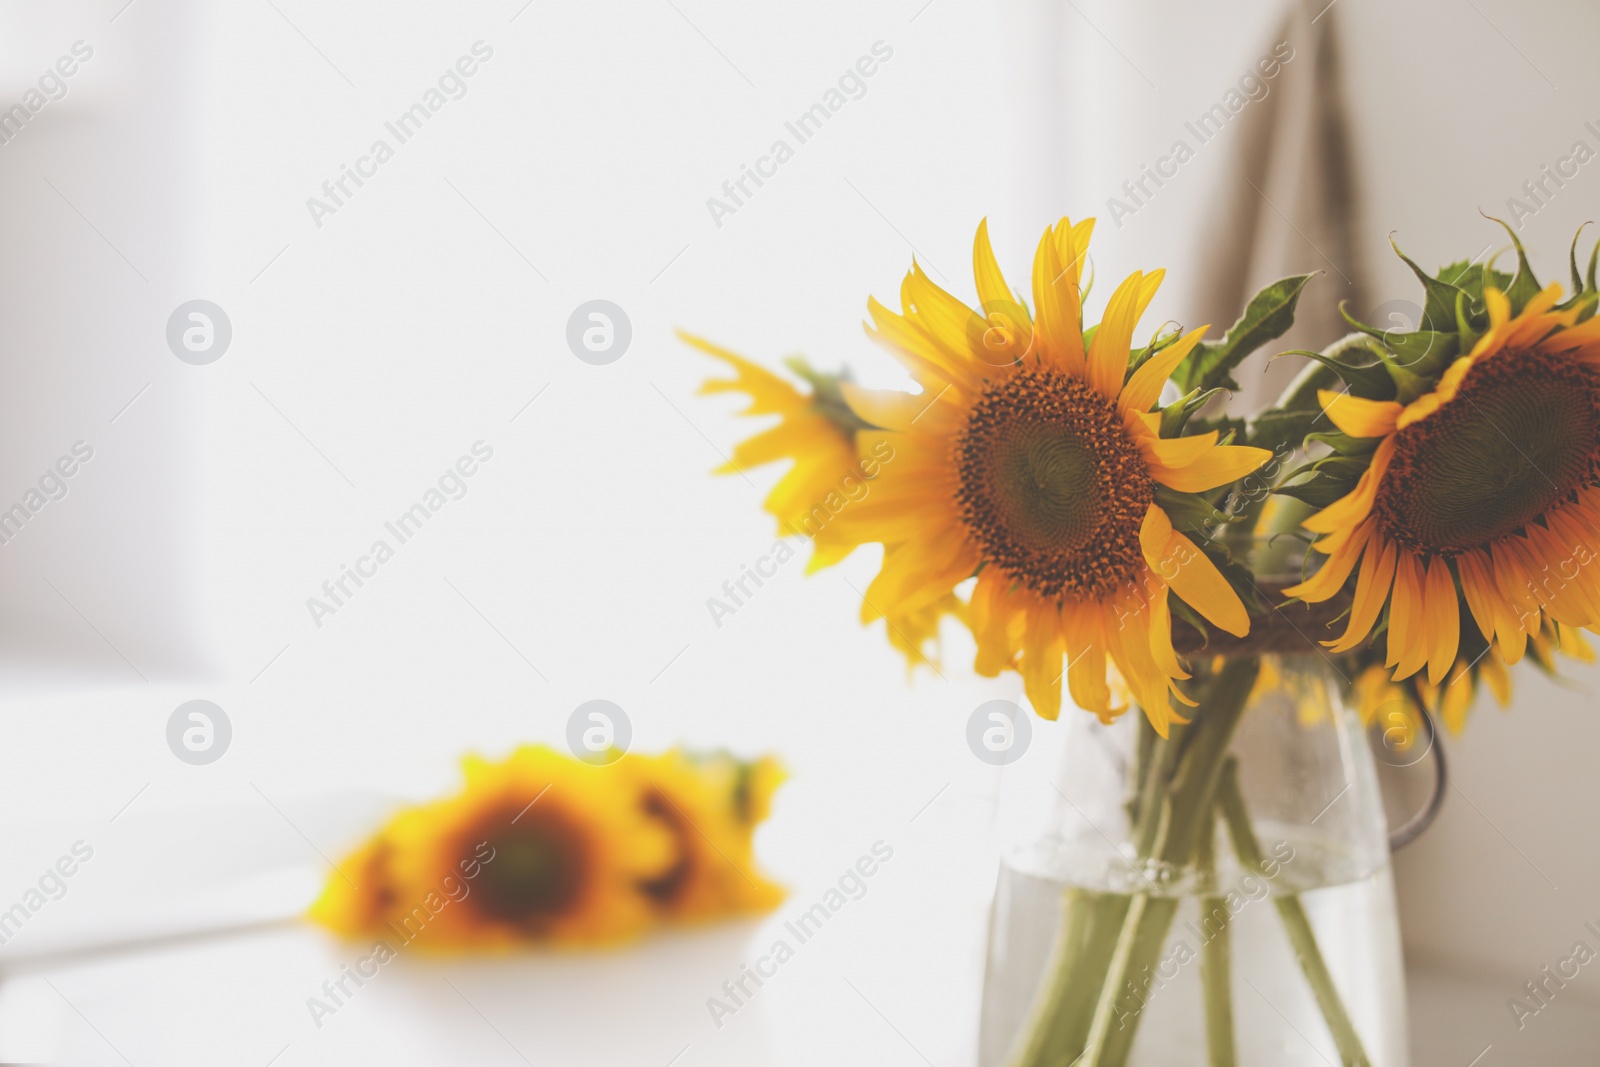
(470, 808, 588, 925)
(955, 369, 1152, 599)
(637, 790, 693, 905)
(1375, 349, 1600, 555)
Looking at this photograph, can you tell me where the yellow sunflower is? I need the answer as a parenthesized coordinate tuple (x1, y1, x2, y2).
(685, 334, 877, 572)
(622, 750, 785, 921)
(310, 745, 674, 949)
(826, 218, 1272, 731)
(306, 834, 402, 937)
(1286, 261, 1600, 686)
(685, 332, 962, 671)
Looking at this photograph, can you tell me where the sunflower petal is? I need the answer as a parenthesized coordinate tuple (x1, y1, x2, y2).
(1107, 596, 1191, 736)
(1328, 534, 1397, 652)
(1155, 525, 1251, 638)
(1318, 389, 1402, 438)
(1144, 581, 1190, 682)
(1480, 652, 1512, 705)
(1060, 600, 1111, 715)
(1486, 543, 1533, 663)
(970, 570, 1018, 677)
(1149, 443, 1274, 494)
(903, 265, 987, 372)
(1538, 313, 1600, 355)
(684, 331, 806, 415)
(1485, 287, 1511, 330)
(840, 381, 934, 432)
(1557, 623, 1596, 663)
(1032, 221, 1087, 375)
(1386, 551, 1428, 679)
(865, 296, 977, 393)
(972, 219, 1018, 320)
(1304, 437, 1395, 535)
(1141, 429, 1220, 469)
(1120, 326, 1206, 414)
(1422, 555, 1461, 685)
(1086, 271, 1151, 399)
(1284, 517, 1371, 603)
(1439, 664, 1474, 734)
(1454, 549, 1498, 643)
(1020, 600, 1064, 720)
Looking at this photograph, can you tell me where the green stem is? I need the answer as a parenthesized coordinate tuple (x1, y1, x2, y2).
(1217, 759, 1372, 1067)
(1126, 713, 1160, 829)
(1001, 889, 1131, 1067)
(1080, 895, 1181, 1064)
(1078, 658, 1262, 1067)
(1197, 811, 1236, 1067)
(1132, 726, 1179, 859)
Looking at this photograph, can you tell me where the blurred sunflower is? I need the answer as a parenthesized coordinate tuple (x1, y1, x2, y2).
(311, 745, 674, 948)
(623, 750, 785, 920)
(684, 334, 876, 572)
(684, 333, 962, 669)
(826, 219, 1271, 731)
(1284, 227, 1600, 689)
(306, 835, 402, 936)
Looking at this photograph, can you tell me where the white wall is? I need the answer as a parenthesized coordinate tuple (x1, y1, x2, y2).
(0, 1, 212, 683)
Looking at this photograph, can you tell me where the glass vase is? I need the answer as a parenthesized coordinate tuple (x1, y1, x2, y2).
(978, 653, 1408, 1067)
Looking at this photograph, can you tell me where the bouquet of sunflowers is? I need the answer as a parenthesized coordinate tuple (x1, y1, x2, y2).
(311, 746, 785, 950)
(687, 216, 1599, 1066)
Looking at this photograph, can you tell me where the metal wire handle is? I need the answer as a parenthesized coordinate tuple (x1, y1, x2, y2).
(1385, 704, 1448, 852)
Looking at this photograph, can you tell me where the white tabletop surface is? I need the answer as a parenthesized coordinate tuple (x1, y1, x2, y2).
(3, 793, 1594, 1066)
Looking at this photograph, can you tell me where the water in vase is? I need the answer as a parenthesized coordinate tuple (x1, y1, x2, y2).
(978, 830, 1409, 1066)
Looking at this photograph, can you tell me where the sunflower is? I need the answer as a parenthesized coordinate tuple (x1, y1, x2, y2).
(622, 750, 785, 921)
(685, 334, 876, 572)
(310, 745, 674, 949)
(1283, 228, 1600, 689)
(306, 835, 403, 936)
(686, 333, 963, 671)
(822, 219, 1272, 731)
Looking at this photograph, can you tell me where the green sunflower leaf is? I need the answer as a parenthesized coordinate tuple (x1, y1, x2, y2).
(1174, 274, 1314, 394)
(1392, 237, 1466, 332)
(1480, 262, 1516, 298)
(1455, 289, 1483, 352)
(1305, 430, 1377, 456)
(1336, 305, 1456, 387)
(1159, 386, 1229, 437)
(1568, 224, 1591, 298)
(1438, 259, 1509, 310)
(1571, 289, 1600, 325)
(1127, 324, 1185, 377)
(1209, 420, 1247, 448)
(783, 357, 879, 432)
(1274, 456, 1366, 507)
(1436, 260, 1479, 290)
(1276, 346, 1393, 399)
(1168, 596, 1212, 648)
(1485, 216, 1544, 313)
(1247, 408, 1320, 455)
(1377, 341, 1444, 402)
(1155, 485, 1239, 535)
(1274, 479, 1353, 508)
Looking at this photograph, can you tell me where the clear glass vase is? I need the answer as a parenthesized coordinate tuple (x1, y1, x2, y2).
(978, 653, 1408, 1067)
